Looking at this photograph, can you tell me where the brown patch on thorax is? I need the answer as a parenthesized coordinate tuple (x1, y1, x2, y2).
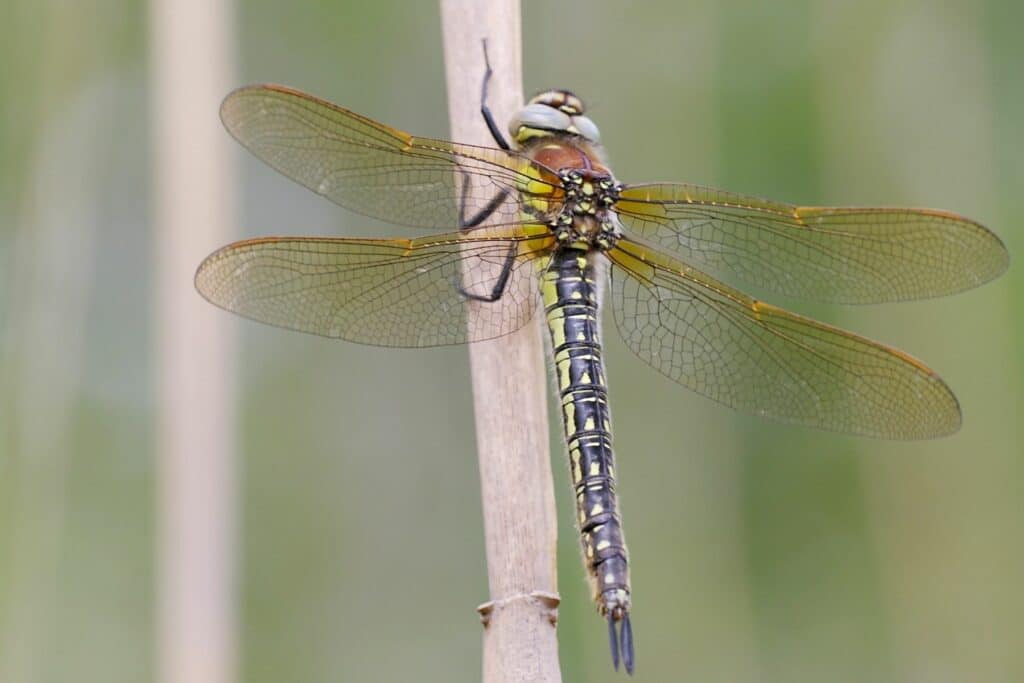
(526, 140, 610, 176)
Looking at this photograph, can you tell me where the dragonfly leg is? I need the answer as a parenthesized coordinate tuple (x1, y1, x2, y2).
(480, 39, 511, 150)
(458, 169, 509, 229)
(458, 242, 517, 303)
(455, 167, 514, 302)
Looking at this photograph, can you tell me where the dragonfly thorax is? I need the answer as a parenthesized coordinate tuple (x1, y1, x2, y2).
(550, 168, 623, 249)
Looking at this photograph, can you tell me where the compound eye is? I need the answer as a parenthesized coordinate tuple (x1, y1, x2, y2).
(508, 103, 573, 137)
(559, 93, 585, 116)
(528, 90, 585, 115)
(571, 115, 601, 143)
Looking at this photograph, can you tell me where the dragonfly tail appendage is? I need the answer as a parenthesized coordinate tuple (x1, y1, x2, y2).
(608, 613, 620, 671)
(607, 608, 635, 675)
(621, 612, 635, 674)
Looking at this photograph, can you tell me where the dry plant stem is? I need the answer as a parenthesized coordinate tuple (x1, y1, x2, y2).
(440, 2, 562, 682)
(150, 1, 238, 682)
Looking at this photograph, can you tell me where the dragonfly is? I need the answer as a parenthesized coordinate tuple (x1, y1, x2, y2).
(195, 55, 1008, 674)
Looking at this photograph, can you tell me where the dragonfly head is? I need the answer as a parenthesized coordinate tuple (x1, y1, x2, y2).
(509, 89, 601, 145)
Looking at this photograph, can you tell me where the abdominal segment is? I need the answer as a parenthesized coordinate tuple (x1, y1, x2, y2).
(540, 248, 631, 619)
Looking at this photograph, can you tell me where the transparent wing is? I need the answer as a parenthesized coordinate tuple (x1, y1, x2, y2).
(616, 183, 1008, 303)
(606, 237, 961, 438)
(220, 85, 561, 228)
(195, 225, 555, 347)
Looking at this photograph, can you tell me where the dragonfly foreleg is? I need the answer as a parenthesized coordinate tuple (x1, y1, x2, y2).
(479, 39, 511, 150)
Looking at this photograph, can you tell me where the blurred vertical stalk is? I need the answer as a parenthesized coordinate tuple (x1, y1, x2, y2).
(440, 3, 562, 682)
(149, 1, 239, 682)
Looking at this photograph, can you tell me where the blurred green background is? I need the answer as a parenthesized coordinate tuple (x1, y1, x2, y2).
(1, 1, 1021, 681)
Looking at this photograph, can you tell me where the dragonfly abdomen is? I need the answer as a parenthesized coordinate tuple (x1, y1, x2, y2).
(541, 248, 633, 668)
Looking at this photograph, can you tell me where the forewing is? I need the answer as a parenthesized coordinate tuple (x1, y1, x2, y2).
(616, 183, 1008, 303)
(607, 237, 961, 439)
(195, 226, 555, 347)
(221, 85, 560, 228)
